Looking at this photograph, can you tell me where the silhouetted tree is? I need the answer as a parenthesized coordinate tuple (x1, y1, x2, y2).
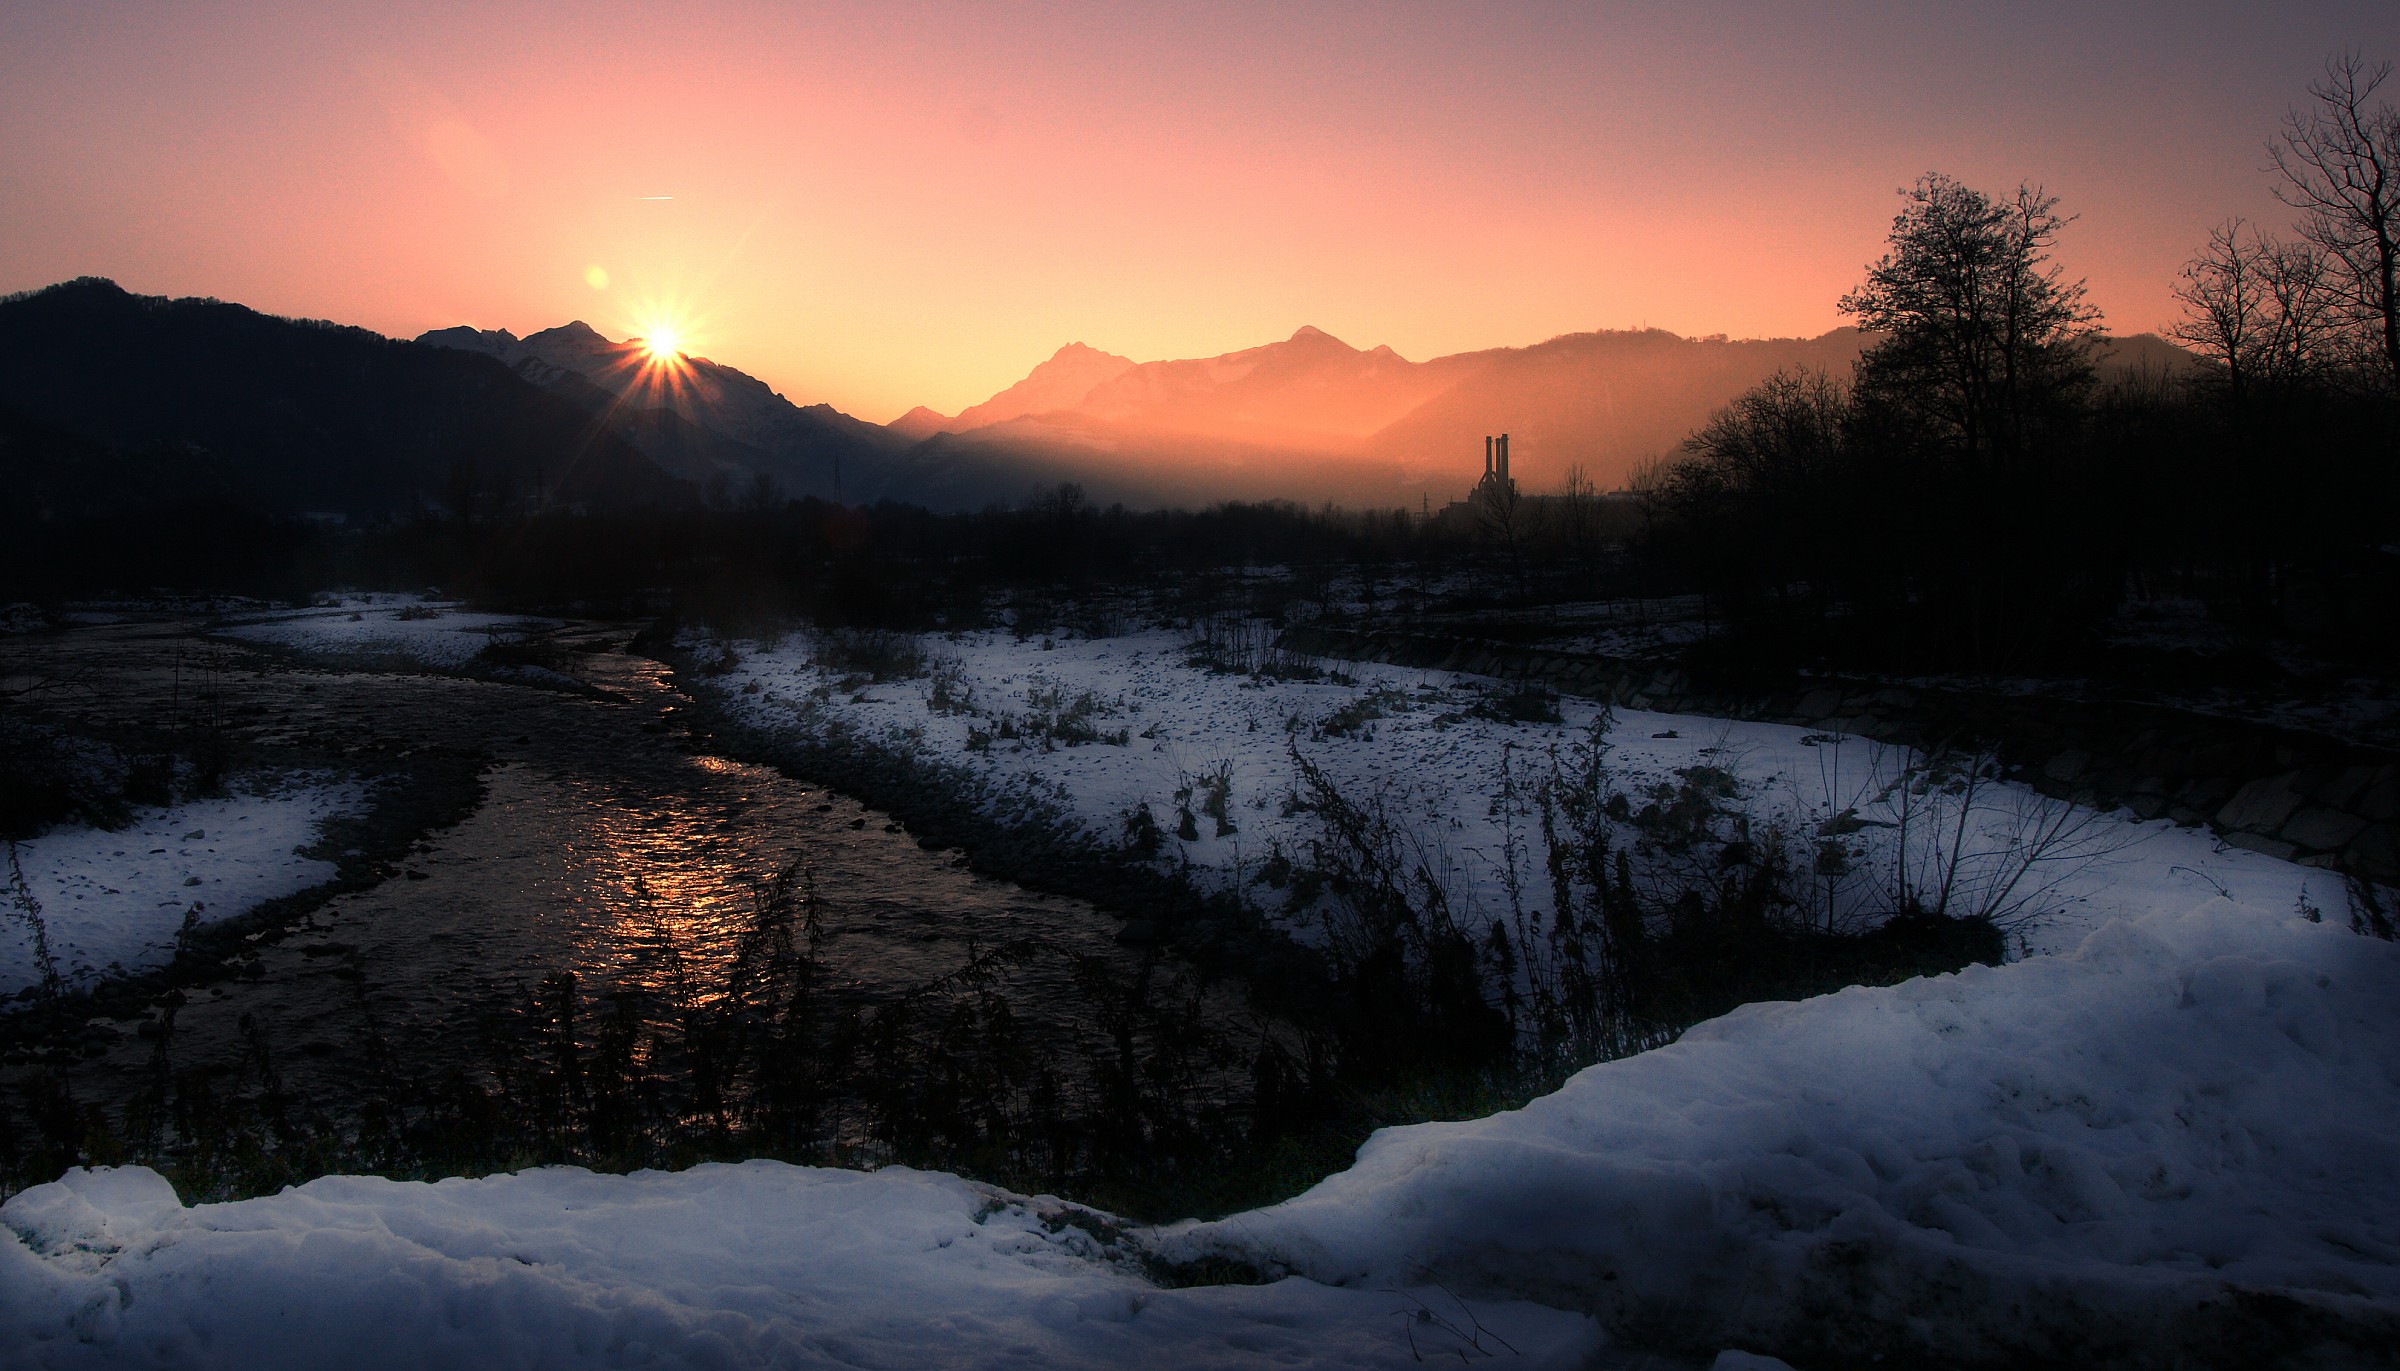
(1651, 368, 1859, 617)
(1556, 463, 1601, 556)
(1475, 470, 1535, 598)
(2170, 219, 2345, 410)
(2271, 51, 2400, 388)
(1839, 173, 2102, 462)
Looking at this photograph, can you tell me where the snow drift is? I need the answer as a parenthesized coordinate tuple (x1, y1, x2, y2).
(0, 1164, 1594, 1369)
(1168, 895, 2400, 1366)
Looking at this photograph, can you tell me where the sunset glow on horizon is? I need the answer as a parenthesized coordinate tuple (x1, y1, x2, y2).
(4, 1, 2395, 422)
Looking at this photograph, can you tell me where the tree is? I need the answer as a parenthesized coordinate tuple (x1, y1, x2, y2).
(2170, 218, 2344, 408)
(1474, 469, 1536, 598)
(1557, 462, 1600, 556)
(1675, 368, 1851, 500)
(2270, 51, 2400, 389)
(1656, 368, 1857, 609)
(1838, 173, 2102, 461)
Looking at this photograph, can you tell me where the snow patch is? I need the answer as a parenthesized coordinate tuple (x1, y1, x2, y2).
(217, 596, 559, 670)
(3, 783, 363, 997)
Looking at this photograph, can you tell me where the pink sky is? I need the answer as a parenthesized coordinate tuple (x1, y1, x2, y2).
(4, 1, 2395, 422)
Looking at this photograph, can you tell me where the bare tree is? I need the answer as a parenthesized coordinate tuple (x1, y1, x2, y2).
(1674, 368, 1850, 496)
(2270, 51, 2400, 388)
(2171, 220, 2268, 406)
(2261, 232, 2351, 384)
(2171, 218, 2345, 406)
(1839, 173, 2103, 462)
(1475, 473, 1537, 598)
(1557, 462, 1599, 556)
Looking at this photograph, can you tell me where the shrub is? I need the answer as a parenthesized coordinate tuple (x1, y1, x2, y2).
(1473, 681, 1561, 724)
(814, 629, 927, 682)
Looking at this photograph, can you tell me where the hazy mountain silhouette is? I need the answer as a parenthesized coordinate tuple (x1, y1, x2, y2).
(419, 321, 900, 501)
(921, 324, 2201, 502)
(942, 342, 1137, 434)
(2093, 332, 2200, 384)
(887, 406, 953, 441)
(1355, 328, 1874, 490)
(0, 279, 689, 517)
(1070, 327, 1454, 444)
(919, 326, 1861, 500)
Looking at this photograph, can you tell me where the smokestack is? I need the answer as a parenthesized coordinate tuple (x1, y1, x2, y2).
(1499, 433, 1510, 481)
(1484, 435, 1493, 476)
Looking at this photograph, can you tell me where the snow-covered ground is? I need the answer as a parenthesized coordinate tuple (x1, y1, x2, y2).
(4, 617, 2391, 1364)
(0, 1162, 1601, 1369)
(3, 782, 363, 998)
(711, 624, 2348, 958)
(4, 888, 2392, 1366)
(215, 595, 559, 670)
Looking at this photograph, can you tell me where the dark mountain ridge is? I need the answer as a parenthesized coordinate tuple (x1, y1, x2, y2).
(0, 279, 689, 518)
(417, 320, 901, 502)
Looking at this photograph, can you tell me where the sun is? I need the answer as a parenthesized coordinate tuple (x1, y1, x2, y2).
(641, 323, 685, 362)
(620, 294, 708, 375)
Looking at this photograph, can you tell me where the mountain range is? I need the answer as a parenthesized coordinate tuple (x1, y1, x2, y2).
(906, 325, 1880, 505)
(0, 278, 2198, 525)
(408, 311, 1910, 509)
(885, 325, 2193, 506)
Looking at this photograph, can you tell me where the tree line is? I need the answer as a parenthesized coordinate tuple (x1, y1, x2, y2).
(1640, 52, 2400, 675)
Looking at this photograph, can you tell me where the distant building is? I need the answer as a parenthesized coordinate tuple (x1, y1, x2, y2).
(1476, 433, 1516, 499)
(1432, 433, 1521, 523)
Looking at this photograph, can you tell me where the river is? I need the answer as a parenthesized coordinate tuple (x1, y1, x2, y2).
(1, 616, 1187, 1121)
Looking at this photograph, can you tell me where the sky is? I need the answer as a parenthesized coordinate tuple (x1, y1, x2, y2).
(4, 1, 2396, 423)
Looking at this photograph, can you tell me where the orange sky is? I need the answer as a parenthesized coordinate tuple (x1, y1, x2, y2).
(4, 2, 2395, 422)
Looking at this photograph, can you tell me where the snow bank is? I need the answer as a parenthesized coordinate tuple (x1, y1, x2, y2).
(719, 626, 1588, 923)
(217, 596, 558, 670)
(1165, 895, 2400, 1365)
(3, 784, 362, 997)
(715, 626, 2345, 957)
(0, 1162, 1598, 1370)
